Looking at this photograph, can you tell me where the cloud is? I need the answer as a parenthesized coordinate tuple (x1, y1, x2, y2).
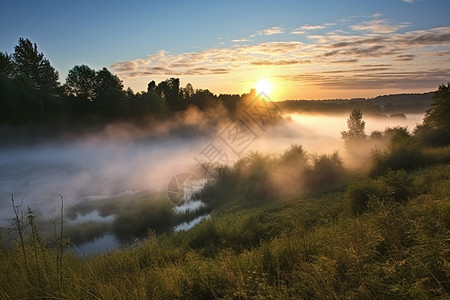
(291, 24, 330, 34)
(394, 54, 415, 61)
(231, 38, 250, 43)
(351, 19, 410, 33)
(251, 26, 284, 37)
(330, 59, 359, 64)
(280, 69, 450, 90)
(251, 60, 311, 66)
(402, 27, 450, 45)
(402, 0, 416, 3)
(372, 12, 383, 18)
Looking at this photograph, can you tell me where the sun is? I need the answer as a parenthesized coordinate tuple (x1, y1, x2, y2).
(255, 79, 273, 95)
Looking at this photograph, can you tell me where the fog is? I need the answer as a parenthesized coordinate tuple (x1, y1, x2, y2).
(0, 112, 424, 227)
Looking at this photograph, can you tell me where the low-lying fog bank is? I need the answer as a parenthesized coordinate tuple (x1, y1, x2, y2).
(0, 113, 424, 233)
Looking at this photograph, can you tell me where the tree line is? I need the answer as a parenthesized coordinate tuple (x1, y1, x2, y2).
(0, 38, 250, 128)
(341, 83, 450, 148)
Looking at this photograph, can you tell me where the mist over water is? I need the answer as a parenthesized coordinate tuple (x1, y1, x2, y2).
(0, 112, 424, 227)
(0, 137, 207, 226)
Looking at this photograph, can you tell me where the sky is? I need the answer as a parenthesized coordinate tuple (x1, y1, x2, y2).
(1, 0, 449, 100)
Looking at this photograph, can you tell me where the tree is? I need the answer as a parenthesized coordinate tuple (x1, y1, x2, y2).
(0, 52, 13, 76)
(415, 83, 450, 145)
(0, 52, 15, 121)
(147, 80, 156, 93)
(182, 83, 194, 100)
(94, 67, 124, 99)
(341, 108, 367, 146)
(12, 38, 59, 93)
(156, 78, 184, 111)
(93, 67, 127, 119)
(422, 83, 450, 130)
(65, 65, 96, 102)
(190, 89, 215, 110)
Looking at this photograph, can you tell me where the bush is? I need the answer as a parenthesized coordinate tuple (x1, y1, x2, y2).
(280, 144, 308, 167)
(346, 179, 384, 215)
(306, 152, 344, 188)
(370, 127, 425, 176)
(382, 169, 414, 202)
(415, 125, 450, 146)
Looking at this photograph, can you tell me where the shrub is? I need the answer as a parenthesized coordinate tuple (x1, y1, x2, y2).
(306, 152, 344, 188)
(381, 169, 414, 202)
(370, 127, 425, 176)
(346, 179, 384, 215)
(280, 144, 308, 168)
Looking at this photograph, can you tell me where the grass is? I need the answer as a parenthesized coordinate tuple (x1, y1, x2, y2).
(0, 140, 449, 298)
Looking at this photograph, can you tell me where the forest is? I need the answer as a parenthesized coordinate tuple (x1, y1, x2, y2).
(0, 38, 449, 299)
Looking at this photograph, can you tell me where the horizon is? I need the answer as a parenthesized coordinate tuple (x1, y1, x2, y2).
(1, 0, 449, 100)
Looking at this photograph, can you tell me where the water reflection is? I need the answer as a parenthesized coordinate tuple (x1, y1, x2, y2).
(70, 233, 120, 257)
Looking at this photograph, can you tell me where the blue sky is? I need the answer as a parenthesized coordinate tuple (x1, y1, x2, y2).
(1, 0, 449, 99)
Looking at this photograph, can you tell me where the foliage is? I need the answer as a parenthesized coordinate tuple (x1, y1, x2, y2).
(12, 38, 60, 94)
(370, 127, 426, 177)
(346, 178, 384, 215)
(0, 51, 13, 75)
(201, 146, 344, 208)
(423, 83, 450, 130)
(306, 152, 344, 188)
(65, 64, 96, 102)
(415, 83, 450, 146)
(341, 108, 367, 147)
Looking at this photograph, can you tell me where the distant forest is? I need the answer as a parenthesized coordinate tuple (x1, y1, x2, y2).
(280, 93, 432, 116)
(0, 38, 433, 135)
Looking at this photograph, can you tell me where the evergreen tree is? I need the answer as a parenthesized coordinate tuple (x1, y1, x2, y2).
(341, 108, 367, 146)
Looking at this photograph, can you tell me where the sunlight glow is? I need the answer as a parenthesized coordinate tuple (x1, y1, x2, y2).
(255, 79, 273, 95)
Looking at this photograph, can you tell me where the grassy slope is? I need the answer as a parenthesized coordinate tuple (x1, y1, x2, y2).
(0, 147, 449, 299)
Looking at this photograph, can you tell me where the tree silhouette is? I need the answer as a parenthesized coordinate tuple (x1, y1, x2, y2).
(422, 83, 450, 130)
(94, 67, 123, 99)
(182, 83, 194, 100)
(65, 65, 96, 102)
(0, 52, 13, 76)
(156, 78, 184, 111)
(13, 38, 59, 94)
(93, 67, 127, 119)
(147, 80, 156, 92)
(341, 108, 367, 146)
(415, 83, 450, 145)
(0, 38, 62, 124)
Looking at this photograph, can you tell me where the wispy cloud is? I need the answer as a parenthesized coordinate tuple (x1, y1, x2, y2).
(251, 26, 284, 37)
(291, 23, 330, 34)
(351, 19, 410, 33)
(231, 38, 250, 43)
(394, 54, 415, 61)
(251, 59, 311, 66)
